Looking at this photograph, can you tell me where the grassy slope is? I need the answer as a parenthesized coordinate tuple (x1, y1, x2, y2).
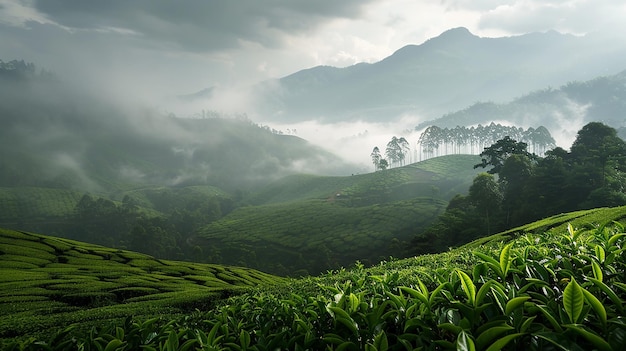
(0, 228, 281, 339)
(0, 155, 481, 276)
(0, 187, 84, 222)
(0, 206, 626, 349)
(198, 155, 482, 276)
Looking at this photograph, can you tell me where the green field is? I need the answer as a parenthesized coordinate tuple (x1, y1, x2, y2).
(2, 206, 626, 349)
(0, 187, 84, 222)
(196, 155, 482, 275)
(0, 228, 281, 340)
(0, 155, 483, 276)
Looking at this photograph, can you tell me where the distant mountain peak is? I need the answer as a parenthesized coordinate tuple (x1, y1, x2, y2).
(424, 26, 478, 46)
(437, 27, 475, 39)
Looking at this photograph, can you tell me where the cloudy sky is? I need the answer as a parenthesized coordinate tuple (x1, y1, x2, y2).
(1, 1, 625, 166)
(2, 0, 625, 97)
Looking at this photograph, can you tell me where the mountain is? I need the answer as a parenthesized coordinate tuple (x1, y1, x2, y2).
(250, 27, 626, 123)
(0, 67, 354, 193)
(415, 70, 626, 140)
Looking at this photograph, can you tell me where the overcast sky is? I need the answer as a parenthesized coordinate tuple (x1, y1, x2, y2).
(2, 1, 625, 167)
(2, 0, 625, 99)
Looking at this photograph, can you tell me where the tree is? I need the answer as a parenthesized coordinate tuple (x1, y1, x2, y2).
(385, 137, 402, 167)
(370, 146, 382, 171)
(499, 154, 534, 226)
(570, 122, 626, 208)
(474, 136, 534, 174)
(397, 137, 410, 166)
(468, 173, 502, 236)
(378, 159, 389, 170)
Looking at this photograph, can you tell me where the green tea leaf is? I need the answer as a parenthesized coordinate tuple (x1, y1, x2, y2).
(581, 288, 607, 327)
(476, 325, 514, 349)
(104, 339, 125, 351)
(456, 330, 476, 351)
(505, 296, 530, 316)
(475, 280, 494, 306)
(594, 245, 605, 263)
(563, 278, 584, 324)
(535, 305, 563, 332)
(564, 325, 612, 351)
(499, 243, 513, 279)
(400, 287, 428, 305)
(588, 277, 624, 313)
(240, 330, 251, 349)
(485, 333, 525, 351)
(456, 270, 476, 306)
(608, 233, 626, 246)
(373, 331, 389, 351)
(591, 260, 603, 282)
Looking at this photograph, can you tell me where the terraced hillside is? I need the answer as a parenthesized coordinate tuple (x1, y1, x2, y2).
(248, 155, 481, 205)
(4, 206, 626, 349)
(0, 155, 482, 276)
(0, 228, 281, 340)
(198, 155, 482, 275)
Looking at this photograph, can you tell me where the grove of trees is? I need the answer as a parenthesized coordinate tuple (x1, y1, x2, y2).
(371, 124, 556, 171)
(412, 122, 626, 254)
(417, 123, 555, 160)
(370, 136, 409, 171)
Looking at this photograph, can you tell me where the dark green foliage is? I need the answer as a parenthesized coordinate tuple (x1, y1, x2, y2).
(421, 123, 626, 252)
(473, 136, 536, 174)
(195, 155, 482, 275)
(5, 211, 626, 350)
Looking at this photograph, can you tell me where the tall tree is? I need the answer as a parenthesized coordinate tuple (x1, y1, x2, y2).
(386, 137, 403, 167)
(570, 122, 626, 207)
(370, 146, 382, 171)
(474, 136, 534, 174)
(468, 172, 502, 236)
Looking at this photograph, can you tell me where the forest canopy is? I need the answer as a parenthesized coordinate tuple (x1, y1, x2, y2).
(412, 122, 626, 254)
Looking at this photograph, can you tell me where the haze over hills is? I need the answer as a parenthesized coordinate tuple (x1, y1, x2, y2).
(416, 70, 626, 146)
(0, 61, 356, 193)
(246, 27, 626, 125)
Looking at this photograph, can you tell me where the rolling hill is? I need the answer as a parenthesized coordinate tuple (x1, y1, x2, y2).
(0, 155, 482, 276)
(0, 228, 281, 340)
(196, 155, 483, 275)
(3, 206, 625, 348)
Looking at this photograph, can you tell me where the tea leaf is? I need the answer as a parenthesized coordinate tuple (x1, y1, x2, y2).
(456, 330, 476, 351)
(563, 278, 584, 324)
(485, 333, 525, 351)
(505, 296, 530, 316)
(456, 270, 476, 306)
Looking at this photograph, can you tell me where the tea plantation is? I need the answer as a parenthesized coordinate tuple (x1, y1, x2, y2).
(0, 228, 280, 341)
(2, 205, 626, 350)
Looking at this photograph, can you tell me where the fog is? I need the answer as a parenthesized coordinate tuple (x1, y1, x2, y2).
(2, 1, 626, 187)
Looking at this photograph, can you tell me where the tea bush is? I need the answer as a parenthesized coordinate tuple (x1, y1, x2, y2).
(5, 222, 626, 350)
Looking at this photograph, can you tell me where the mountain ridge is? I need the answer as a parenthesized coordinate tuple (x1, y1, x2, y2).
(250, 27, 626, 123)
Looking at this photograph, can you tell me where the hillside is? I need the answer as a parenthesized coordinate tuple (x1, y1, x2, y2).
(416, 70, 626, 140)
(196, 155, 482, 275)
(0, 62, 355, 193)
(0, 228, 281, 339)
(251, 28, 626, 122)
(0, 155, 481, 276)
(3, 206, 626, 348)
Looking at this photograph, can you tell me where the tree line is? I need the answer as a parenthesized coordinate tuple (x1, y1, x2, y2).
(371, 123, 556, 171)
(411, 122, 626, 254)
(417, 123, 556, 160)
